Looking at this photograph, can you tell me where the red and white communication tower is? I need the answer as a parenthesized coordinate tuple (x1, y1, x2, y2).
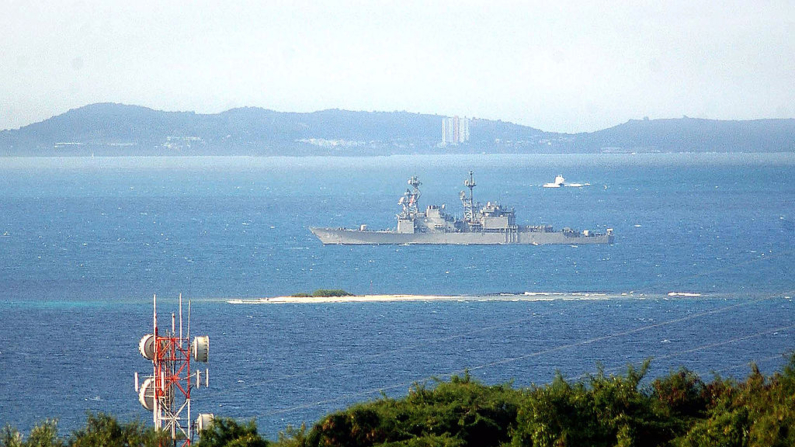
(135, 294, 214, 446)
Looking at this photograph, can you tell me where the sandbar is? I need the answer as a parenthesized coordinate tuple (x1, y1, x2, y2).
(225, 292, 639, 304)
(228, 294, 462, 304)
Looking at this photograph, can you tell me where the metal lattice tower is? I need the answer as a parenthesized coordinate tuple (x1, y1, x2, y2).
(135, 294, 213, 446)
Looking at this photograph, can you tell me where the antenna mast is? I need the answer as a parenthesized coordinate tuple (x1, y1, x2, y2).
(135, 294, 212, 446)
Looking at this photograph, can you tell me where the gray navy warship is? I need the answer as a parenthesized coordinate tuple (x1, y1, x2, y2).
(310, 172, 613, 245)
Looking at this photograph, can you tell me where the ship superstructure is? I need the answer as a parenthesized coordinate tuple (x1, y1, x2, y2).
(310, 172, 613, 245)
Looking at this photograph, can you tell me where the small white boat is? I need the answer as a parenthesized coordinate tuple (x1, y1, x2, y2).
(543, 175, 589, 188)
(543, 175, 566, 188)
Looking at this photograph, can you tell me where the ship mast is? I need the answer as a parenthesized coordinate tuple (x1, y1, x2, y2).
(462, 171, 476, 222)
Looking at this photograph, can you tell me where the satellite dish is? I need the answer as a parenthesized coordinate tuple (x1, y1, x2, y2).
(138, 334, 155, 360)
(196, 413, 215, 432)
(138, 378, 155, 411)
(192, 336, 209, 362)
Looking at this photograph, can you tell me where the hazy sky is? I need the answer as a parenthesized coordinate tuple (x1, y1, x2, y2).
(2, 1, 794, 133)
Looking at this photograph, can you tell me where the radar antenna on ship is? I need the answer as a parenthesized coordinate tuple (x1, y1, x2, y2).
(408, 176, 422, 205)
(399, 176, 422, 217)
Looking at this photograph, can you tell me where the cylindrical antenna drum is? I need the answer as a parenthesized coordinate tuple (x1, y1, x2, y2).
(138, 377, 155, 411)
(192, 335, 209, 362)
(196, 413, 215, 432)
(138, 334, 156, 360)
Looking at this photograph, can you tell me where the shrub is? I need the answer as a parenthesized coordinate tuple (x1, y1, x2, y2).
(651, 368, 708, 418)
(195, 418, 268, 447)
(291, 289, 353, 298)
(68, 413, 166, 447)
(305, 373, 520, 447)
(311, 289, 353, 297)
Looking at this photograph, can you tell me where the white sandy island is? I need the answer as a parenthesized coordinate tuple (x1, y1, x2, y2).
(225, 292, 650, 304)
(228, 294, 463, 304)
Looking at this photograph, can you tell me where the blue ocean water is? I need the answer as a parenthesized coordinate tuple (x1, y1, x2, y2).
(0, 154, 793, 438)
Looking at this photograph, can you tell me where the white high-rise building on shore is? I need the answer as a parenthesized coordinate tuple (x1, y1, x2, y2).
(441, 116, 470, 146)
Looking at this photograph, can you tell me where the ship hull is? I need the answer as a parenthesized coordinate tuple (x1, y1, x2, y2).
(310, 227, 613, 245)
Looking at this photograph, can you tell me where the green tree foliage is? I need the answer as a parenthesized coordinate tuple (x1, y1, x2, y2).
(311, 290, 353, 297)
(24, 420, 63, 447)
(1, 424, 24, 447)
(512, 361, 678, 447)
(651, 368, 708, 419)
(2, 414, 166, 447)
(68, 413, 166, 447)
(276, 425, 308, 447)
(291, 289, 353, 298)
(278, 355, 795, 447)
(195, 418, 268, 447)
(675, 358, 795, 447)
(4, 355, 795, 447)
(304, 372, 521, 447)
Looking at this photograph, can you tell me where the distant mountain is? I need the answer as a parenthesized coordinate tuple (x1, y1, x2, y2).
(574, 117, 795, 153)
(0, 103, 793, 155)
